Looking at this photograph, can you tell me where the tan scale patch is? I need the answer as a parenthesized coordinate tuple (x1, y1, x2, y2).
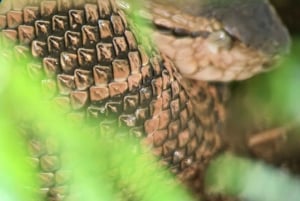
(153, 31, 271, 82)
(146, 1, 275, 82)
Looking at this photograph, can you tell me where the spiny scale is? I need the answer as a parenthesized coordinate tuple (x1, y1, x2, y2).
(0, 0, 224, 200)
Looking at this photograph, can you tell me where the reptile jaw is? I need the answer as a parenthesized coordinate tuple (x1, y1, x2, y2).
(152, 30, 276, 82)
(147, 0, 291, 82)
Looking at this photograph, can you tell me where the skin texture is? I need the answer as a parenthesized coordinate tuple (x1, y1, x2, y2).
(0, 1, 224, 200)
(144, 0, 290, 81)
(0, 0, 290, 201)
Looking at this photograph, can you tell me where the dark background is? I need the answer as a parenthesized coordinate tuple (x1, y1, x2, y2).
(271, 0, 300, 35)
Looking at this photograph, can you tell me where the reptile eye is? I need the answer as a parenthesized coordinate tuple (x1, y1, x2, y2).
(207, 30, 232, 53)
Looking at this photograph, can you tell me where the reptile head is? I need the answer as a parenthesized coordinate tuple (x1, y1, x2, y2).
(147, 0, 290, 81)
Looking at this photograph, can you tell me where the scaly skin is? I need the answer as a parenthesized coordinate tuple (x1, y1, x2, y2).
(0, 0, 289, 200)
(144, 0, 290, 81)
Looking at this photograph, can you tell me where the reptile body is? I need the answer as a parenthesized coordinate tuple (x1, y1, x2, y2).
(0, 0, 290, 200)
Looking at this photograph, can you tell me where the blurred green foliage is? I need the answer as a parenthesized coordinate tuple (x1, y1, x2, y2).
(206, 37, 300, 201)
(252, 38, 300, 119)
(206, 153, 300, 201)
(2, 37, 300, 201)
(0, 43, 194, 201)
(1, 2, 300, 201)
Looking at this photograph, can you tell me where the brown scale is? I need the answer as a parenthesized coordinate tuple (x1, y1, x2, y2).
(0, 0, 225, 200)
